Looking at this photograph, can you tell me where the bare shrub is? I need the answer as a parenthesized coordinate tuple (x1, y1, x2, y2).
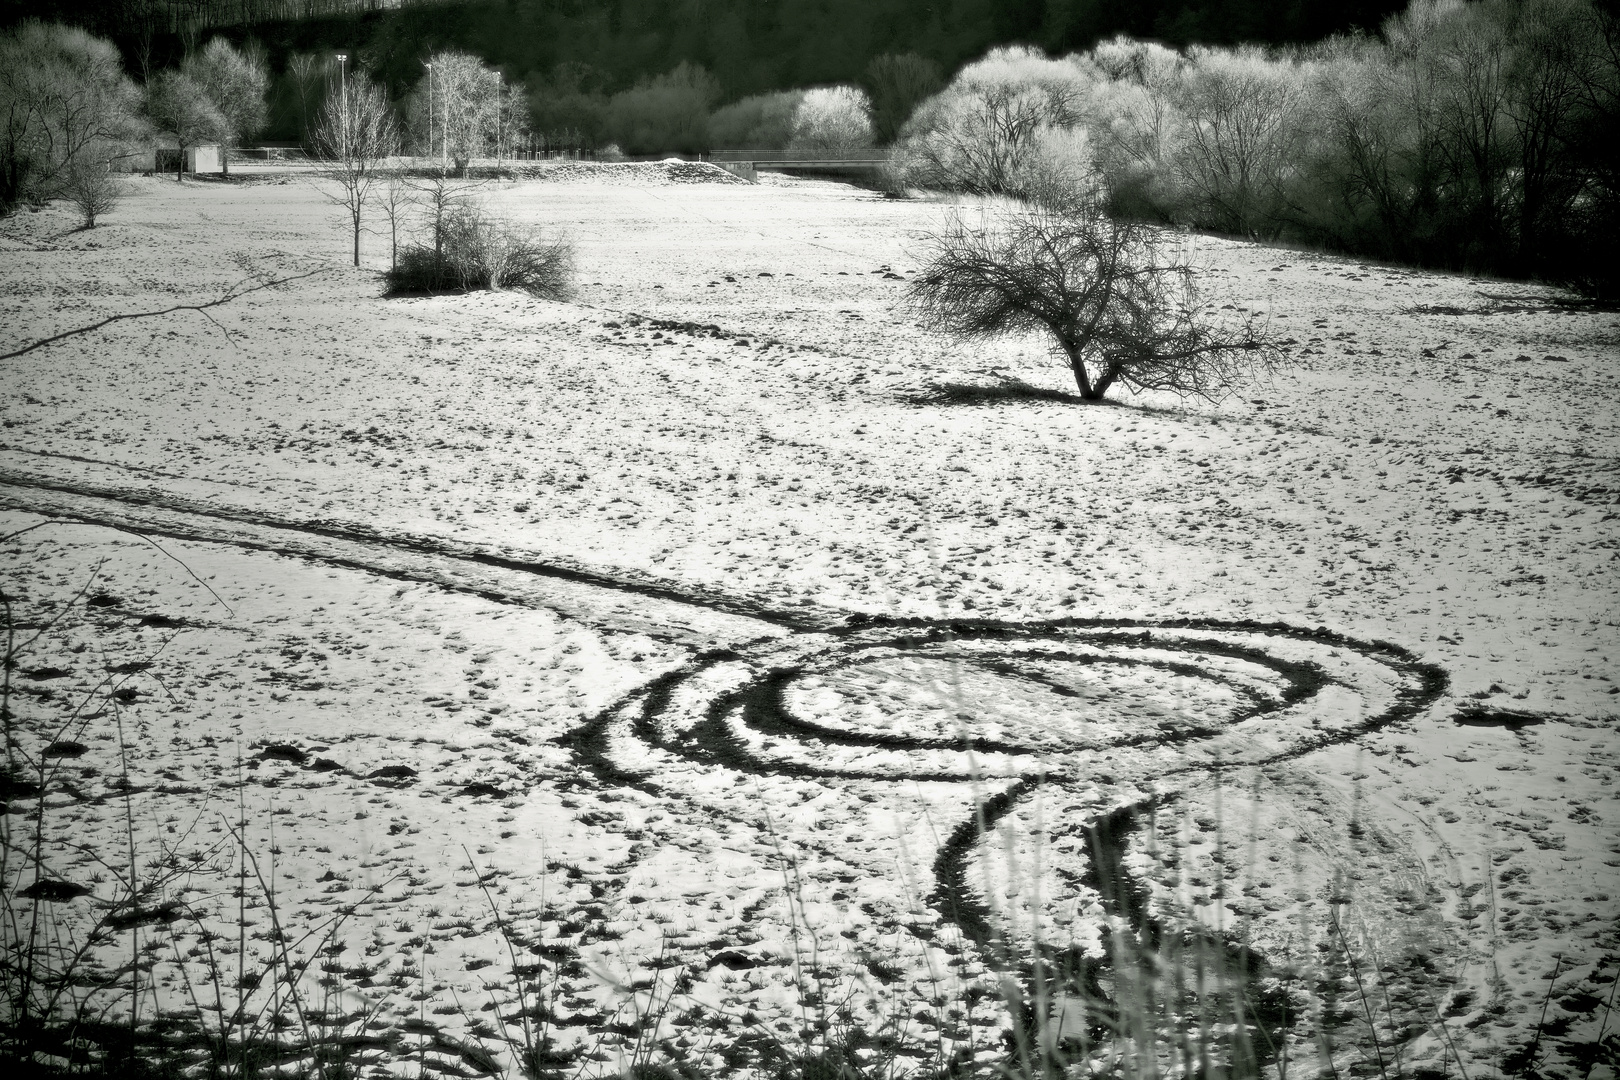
(386, 204, 571, 298)
(467, 212, 572, 295)
(909, 205, 1282, 402)
(61, 144, 123, 227)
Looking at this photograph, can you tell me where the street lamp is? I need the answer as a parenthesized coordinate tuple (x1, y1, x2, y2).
(335, 52, 348, 157)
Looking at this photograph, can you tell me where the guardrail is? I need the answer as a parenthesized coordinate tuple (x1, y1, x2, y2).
(705, 149, 889, 172)
(706, 149, 889, 162)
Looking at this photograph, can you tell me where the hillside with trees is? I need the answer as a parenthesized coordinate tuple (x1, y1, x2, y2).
(5, 1, 1414, 122)
(3, 0, 1616, 296)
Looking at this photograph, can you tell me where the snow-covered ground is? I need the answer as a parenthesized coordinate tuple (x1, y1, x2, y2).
(1, 164, 1615, 1078)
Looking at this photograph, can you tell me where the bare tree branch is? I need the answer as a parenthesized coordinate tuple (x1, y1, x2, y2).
(0, 268, 333, 362)
(909, 205, 1284, 403)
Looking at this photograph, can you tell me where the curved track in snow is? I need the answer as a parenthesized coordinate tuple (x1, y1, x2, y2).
(0, 471, 1453, 1066)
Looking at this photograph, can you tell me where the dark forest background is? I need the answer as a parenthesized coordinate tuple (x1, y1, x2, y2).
(5, 0, 1411, 139)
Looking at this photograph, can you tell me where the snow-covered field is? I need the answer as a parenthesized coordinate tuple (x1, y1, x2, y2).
(1, 162, 1616, 1078)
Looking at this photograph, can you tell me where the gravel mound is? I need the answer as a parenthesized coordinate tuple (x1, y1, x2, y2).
(515, 159, 748, 186)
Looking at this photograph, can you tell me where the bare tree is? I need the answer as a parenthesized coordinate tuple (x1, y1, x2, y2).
(411, 50, 501, 175)
(181, 37, 268, 175)
(1084, 36, 1184, 176)
(145, 69, 226, 182)
(788, 85, 874, 152)
(61, 142, 123, 227)
(311, 74, 398, 267)
(1172, 45, 1309, 239)
(908, 207, 1282, 402)
(405, 171, 478, 281)
(372, 166, 413, 272)
(286, 51, 331, 149)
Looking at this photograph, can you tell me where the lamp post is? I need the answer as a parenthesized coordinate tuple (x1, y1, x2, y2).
(335, 52, 349, 157)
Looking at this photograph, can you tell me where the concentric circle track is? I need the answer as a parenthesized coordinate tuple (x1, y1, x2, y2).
(569, 615, 1449, 1066)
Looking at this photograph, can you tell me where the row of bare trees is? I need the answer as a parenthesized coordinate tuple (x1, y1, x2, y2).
(890, 0, 1620, 294)
(400, 51, 529, 172)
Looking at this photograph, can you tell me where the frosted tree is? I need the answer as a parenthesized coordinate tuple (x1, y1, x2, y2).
(410, 51, 506, 174)
(787, 85, 874, 152)
(182, 38, 268, 175)
(1171, 45, 1311, 238)
(0, 21, 144, 212)
(891, 46, 1092, 197)
(145, 70, 226, 182)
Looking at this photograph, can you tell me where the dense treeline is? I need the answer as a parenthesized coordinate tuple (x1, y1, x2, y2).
(4, 0, 1616, 296)
(5, 1, 1413, 123)
(890, 0, 1620, 296)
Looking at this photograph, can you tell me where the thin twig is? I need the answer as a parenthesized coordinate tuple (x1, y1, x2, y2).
(1, 519, 235, 617)
(0, 268, 334, 362)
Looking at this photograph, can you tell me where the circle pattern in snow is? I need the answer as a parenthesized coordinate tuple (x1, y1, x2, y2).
(589, 618, 1447, 788)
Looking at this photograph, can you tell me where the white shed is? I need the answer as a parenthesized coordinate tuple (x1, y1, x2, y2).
(150, 144, 223, 175)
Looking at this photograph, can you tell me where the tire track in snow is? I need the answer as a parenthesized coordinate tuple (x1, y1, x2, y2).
(0, 463, 1455, 1067)
(572, 615, 1448, 1063)
(0, 467, 814, 647)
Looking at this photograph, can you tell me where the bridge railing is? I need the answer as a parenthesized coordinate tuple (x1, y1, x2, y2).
(704, 149, 890, 163)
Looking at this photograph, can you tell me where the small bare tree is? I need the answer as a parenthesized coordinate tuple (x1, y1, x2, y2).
(411, 170, 475, 278)
(372, 166, 413, 272)
(909, 207, 1282, 402)
(61, 142, 122, 227)
(311, 75, 398, 267)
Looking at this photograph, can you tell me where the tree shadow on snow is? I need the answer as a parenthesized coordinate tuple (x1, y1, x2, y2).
(905, 378, 1089, 407)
